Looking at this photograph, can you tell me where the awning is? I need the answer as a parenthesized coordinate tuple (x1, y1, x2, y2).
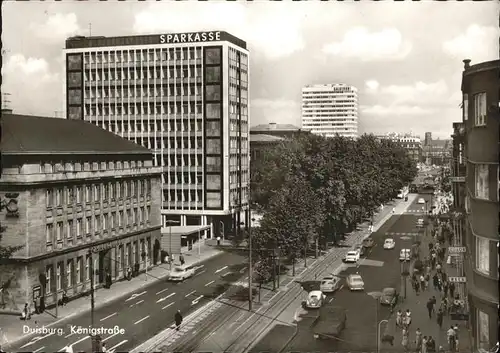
(161, 225, 211, 238)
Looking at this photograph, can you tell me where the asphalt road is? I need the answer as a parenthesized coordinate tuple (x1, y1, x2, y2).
(11, 251, 246, 353)
(271, 194, 433, 352)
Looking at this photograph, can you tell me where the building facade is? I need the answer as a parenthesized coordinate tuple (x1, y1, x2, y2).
(375, 133, 422, 164)
(301, 84, 358, 138)
(0, 113, 162, 311)
(250, 122, 301, 138)
(422, 139, 452, 166)
(424, 132, 432, 147)
(459, 59, 499, 351)
(62, 31, 250, 240)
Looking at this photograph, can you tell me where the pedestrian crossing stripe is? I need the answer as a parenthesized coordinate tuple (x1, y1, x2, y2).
(386, 232, 419, 236)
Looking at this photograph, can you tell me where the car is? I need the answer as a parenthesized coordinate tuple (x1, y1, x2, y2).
(354, 245, 365, 256)
(168, 265, 196, 281)
(363, 237, 374, 248)
(346, 274, 364, 291)
(344, 250, 360, 263)
(399, 248, 411, 261)
(379, 287, 399, 306)
(319, 275, 342, 293)
(304, 290, 326, 309)
(417, 198, 426, 204)
(383, 238, 395, 249)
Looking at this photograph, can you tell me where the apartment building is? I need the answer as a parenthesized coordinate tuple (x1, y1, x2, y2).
(302, 84, 358, 138)
(375, 132, 422, 164)
(0, 112, 162, 311)
(457, 59, 499, 351)
(62, 31, 250, 241)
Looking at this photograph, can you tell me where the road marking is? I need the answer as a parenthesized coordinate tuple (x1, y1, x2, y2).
(157, 292, 176, 303)
(268, 292, 280, 303)
(215, 265, 228, 273)
(134, 315, 150, 325)
(205, 280, 215, 287)
(329, 298, 333, 303)
(233, 305, 265, 333)
(130, 299, 144, 307)
(156, 287, 169, 295)
(20, 340, 39, 349)
(239, 266, 247, 274)
(100, 312, 117, 322)
(221, 271, 232, 277)
(125, 290, 147, 302)
(70, 335, 90, 347)
(109, 339, 128, 351)
(33, 346, 45, 353)
(64, 332, 75, 338)
(102, 332, 119, 342)
(191, 295, 204, 305)
(228, 311, 246, 328)
(194, 269, 207, 277)
(185, 290, 196, 298)
(162, 302, 175, 310)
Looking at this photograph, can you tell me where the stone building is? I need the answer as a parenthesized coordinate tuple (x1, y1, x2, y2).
(0, 111, 162, 312)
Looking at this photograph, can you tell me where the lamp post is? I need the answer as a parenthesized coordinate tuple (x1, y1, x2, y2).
(165, 220, 180, 270)
(377, 319, 388, 353)
(248, 217, 255, 311)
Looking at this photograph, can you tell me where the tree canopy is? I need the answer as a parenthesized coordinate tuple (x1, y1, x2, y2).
(249, 132, 418, 272)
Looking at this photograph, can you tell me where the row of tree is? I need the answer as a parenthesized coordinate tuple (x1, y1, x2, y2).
(248, 132, 418, 281)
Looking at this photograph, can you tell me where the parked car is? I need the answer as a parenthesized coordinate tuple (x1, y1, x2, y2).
(363, 237, 374, 248)
(168, 265, 196, 281)
(304, 290, 326, 309)
(399, 249, 411, 261)
(344, 250, 360, 263)
(417, 198, 426, 204)
(319, 275, 342, 293)
(346, 273, 364, 291)
(354, 245, 365, 256)
(383, 238, 396, 249)
(379, 287, 399, 306)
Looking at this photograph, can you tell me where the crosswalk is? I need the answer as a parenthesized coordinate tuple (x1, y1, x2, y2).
(405, 209, 425, 214)
(385, 232, 419, 236)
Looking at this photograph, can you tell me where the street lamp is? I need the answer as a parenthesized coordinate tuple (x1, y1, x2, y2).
(377, 319, 388, 353)
(165, 220, 180, 270)
(248, 217, 255, 311)
(367, 292, 388, 353)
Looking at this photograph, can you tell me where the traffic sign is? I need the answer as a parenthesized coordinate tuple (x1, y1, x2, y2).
(448, 276, 466, 283)
(448, 246, 466, 254)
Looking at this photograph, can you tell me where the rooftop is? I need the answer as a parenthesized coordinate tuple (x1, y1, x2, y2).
(250, 134, 284, 143)
(1, 113, 151, 156)
(250, 123, 301, 132)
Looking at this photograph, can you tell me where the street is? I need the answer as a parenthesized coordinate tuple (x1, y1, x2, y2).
(8, 251, 246, 353)
(253, 193, 435, 352)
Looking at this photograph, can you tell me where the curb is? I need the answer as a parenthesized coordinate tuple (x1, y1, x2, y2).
(2, 250, 223, 350)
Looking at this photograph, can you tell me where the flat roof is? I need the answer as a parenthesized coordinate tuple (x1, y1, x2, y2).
(65, 31, 247, 50)
(161, 225, 211, 237)
(250, 134, 284, 143)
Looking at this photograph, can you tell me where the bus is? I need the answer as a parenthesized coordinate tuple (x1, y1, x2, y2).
(397, 186, 409, 199)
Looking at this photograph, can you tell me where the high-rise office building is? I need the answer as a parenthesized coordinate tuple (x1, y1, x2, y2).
(301, 84, 358, 138)
(62, 31, 250, 239)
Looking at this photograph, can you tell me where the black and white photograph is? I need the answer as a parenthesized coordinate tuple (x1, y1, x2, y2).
(0, 1, 498, 353)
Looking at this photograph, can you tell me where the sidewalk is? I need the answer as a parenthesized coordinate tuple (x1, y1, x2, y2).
(0, 241, 222, 348)
(382, 219, 472, 353)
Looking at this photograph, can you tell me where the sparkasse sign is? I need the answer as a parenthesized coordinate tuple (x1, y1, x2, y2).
(160, 31, 221, 44)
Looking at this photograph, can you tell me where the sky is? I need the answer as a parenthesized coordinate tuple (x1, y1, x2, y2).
(2, 1, 499, 139)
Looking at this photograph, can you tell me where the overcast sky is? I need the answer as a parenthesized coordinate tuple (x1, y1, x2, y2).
(2, 1, 499, 139)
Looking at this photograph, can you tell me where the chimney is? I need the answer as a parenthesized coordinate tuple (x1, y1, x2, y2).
(269, 122, 277, 130)
(1, 108, 13, 114)
(463, 59, 471, 69)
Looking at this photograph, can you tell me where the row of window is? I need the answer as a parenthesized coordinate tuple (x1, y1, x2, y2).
(46, 180, 151, 208)
(83, 65, 205, 81)
(45, 238, 150, 294)
(85, 83, 203, 98)
(46, 206, 151, 245)
(40, 160, 147, 174)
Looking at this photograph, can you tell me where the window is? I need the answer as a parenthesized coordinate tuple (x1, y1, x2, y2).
(206, 85, 221, 101)
(57, 263, 63, 290)
(56, 222, 63, 242)
(67, 260, 73, 287)
(45, 265, 52, 294)
(76, 257, 83, 283)
(475, 237, 490, 275)
(67, 220, 73, 239)
(77, 219, 82, 237)
(103, 214, 108, 230)
(475, 164, 489, 200)
(85, 186, 91, 203)
(104, 184, 109, 200)
(205, 48, 221, 65)
(477, 309, 490, 350)
(119, 211, 123, 227)
(473, 92, 486, 126)
(46, 224, 53, 244)
(110, 183, 115, 200)
(67, 187, 74, 205)
(56, 189, 62, 206)
(46, 189, 53, 207)
(85, 255, 90, 280)
(463, 94, 469, 121)
(86, 216, 91, 234)
(126, 209, 132, 226)
(111, 212, 116, 229)
(76, 186, 82, 203)
(146, 206, 150, 222)
(93, 185, 100, 201)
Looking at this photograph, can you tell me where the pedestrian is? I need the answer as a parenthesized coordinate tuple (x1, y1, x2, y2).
(396, 309, 403, 327)
(437, 277, 442, 292)
(447, 326, 457, 352)
(101, 342, 107, 353)
(414, 279, 420, 295)
(392, 207, 395, 213)
(179, 254, 185, 266)
(405, 310, 412, 328)
(428, 242, 434, 253)
(402, 334, 409, 352)
(442, 280, 448, 296)
(437, 308, 443, 328)
(426, 298, 434, 319)
(433, 273, 439, 290)
(422, 336, 428, 353)
(420, 274, 426, 290)
(425, 273, 430, 290)
(449, 281, 455, 299)
(415, 328, 423, 352)
(174, 310, 183, 331)
(441, 295, 449, 314)
(427, 336, 436, 352)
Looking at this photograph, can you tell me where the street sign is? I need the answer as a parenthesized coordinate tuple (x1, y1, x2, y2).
(448, 246, 466, 254)
(448, 276, 466, 283)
